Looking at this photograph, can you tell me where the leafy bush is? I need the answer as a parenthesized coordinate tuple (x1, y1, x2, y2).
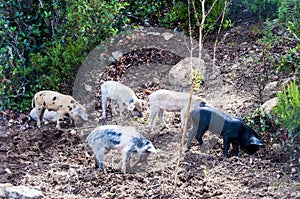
(273, 81, 300, 136)
(245, 108, 271, 133)
(0, 0, 127, 111)
(160, 0, 228, 35)
(233, 0, 280, 19)
(259, 20, 299, 76)
(278, 44, 300, 74)
(278, 0, 300, 38)
(0, 0, 65, 110)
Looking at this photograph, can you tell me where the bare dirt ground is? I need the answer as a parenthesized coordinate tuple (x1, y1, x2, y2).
(1, 21, 299, 198)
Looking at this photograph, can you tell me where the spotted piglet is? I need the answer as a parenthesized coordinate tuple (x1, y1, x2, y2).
(85, 125, 156, 174)
(32, 90, 88, 130)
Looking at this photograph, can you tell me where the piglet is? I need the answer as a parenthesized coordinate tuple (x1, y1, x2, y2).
(32, 90, 88, 130)
(186, 106, 263, 157)
(101, 81, 144, 119)
(148, 89, 208, 132)
(85, 125, 156, 174)
(29, 108, 57, 125)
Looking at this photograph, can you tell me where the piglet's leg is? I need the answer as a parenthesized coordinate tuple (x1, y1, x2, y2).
(180, 109, 187, 130)
(55, 111, 65, 130)
(110, 100, 118, 116)
(195, 125, 207, 147)
(133, 153, 150, 167)
(101, 96, 108, 119)
(36, 107, 45, 128)
(232, 143, 239, 156)
(148, 106, 159, 133)
(118, 102, 124, 118)
(121, 150, 131, 173)
(158, 109, 168, 129)
(223, 137, 230, 158)
(186, 127, 197, 150)
(95, 147, 106, 174)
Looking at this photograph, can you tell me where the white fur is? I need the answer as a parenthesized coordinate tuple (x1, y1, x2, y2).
(101, 81, 144, 119)
(29, 108, 57, 124)
(148, 89, 208, 132)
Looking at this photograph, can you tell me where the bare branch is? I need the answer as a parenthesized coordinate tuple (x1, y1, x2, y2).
(213, 1, 229, 70)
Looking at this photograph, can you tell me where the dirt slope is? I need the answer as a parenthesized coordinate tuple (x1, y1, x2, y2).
(0, 21, 299, 198)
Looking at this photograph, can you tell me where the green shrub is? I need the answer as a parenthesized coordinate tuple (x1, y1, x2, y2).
(278, 0, 300, 38)
(160, 0, 228, 35)
(234, 0, 280, 19)
(278, 44, 300, 74)
(0, 0, 65, 111)
(0, 0, 128, 111)
(273, 81, 300, 136)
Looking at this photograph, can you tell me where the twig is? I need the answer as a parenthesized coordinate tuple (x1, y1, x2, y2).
(213, 1, 229, 70)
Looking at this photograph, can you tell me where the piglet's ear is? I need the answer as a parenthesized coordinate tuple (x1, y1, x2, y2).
(128, 98, 134, 104)
(79, 108, 88, 120)
(127, 98, 135, 111)
(250, 137, 263, 146)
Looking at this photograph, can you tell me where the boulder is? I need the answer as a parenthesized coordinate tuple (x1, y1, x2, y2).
(260, 97, 278, 115)
(168, 57, 206, 86)
(5, 185, 44, 199)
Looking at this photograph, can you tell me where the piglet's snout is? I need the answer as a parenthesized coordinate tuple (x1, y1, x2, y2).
(147, 145, 157, 154)
(133, 109, 143, 118)
(249, 136, 263, 146)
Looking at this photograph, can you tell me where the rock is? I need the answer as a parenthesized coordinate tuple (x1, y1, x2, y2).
(112, 51, 123, 61)
(0, 183, 13, 198)
(162, 32, 174, 40)
(5, 185, 44, 199)
(264, 81, 278, 92)
(146, 32, 160, 36)
(260, 97, 278, 115)
(281, 76, 297, 88)
(168, 57, 206, 86)
(272, 143, 281, 151)
(4, 168, 12, 174)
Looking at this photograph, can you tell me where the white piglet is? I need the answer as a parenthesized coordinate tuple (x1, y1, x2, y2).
(148, 89, 208, 132)
(29, 108, 57, 124)
(101, 81, 144, 119)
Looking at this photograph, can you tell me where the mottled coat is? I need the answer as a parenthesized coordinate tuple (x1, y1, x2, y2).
(85, 125, 156, 174)
(32, 90, 88, 129)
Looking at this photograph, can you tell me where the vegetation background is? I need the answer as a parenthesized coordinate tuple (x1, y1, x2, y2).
(0, 0, 299, 135)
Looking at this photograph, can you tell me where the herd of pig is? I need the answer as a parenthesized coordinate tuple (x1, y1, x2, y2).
(29, 80, 263, 174)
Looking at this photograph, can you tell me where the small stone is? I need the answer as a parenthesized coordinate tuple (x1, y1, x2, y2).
(147, 32, 160, 36)
(5, 185, 44, 199)
(162, 32, 174, 40)
(4, 168, 12, 174)
(70, 129, 77, 135)
(264, 81, 278, 92)
(112, 51, 123, 61)
(260, 97, 278, 115)
(272, 143, 281, 151)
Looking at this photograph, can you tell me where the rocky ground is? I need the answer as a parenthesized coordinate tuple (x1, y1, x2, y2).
(0, 20, 299, 198)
